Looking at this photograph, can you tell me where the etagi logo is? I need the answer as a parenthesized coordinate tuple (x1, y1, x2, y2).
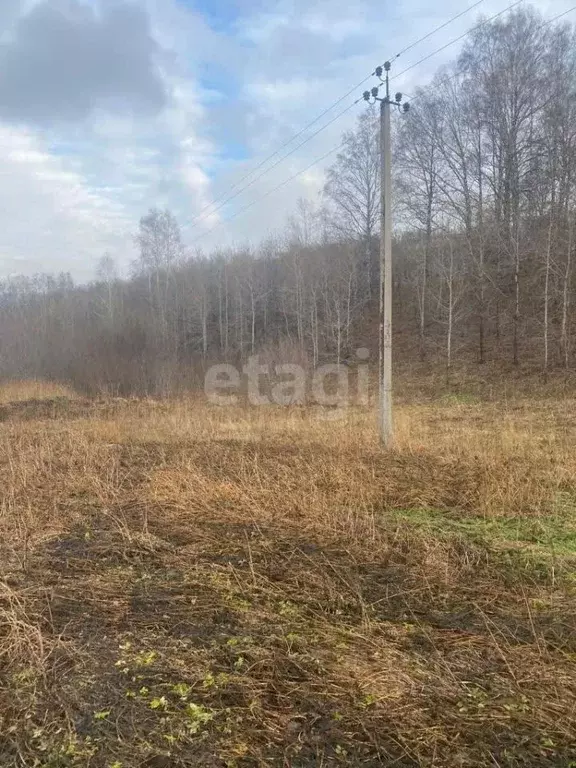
(204, 348, 372, 412)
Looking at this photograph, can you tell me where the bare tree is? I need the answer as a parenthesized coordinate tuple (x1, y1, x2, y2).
(95, 253, 118, 325)
(324, 109, 380, 295)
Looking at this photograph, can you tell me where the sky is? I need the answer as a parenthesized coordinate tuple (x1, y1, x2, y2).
(0, 0, 572, 281)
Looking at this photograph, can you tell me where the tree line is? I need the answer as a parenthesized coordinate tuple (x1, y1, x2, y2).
(0, 7, 574, 395)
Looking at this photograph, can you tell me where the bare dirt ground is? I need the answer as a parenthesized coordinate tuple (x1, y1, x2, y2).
(1, 381, 576, 767)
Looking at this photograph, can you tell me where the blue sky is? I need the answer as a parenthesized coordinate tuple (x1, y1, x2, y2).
(184, 0, 240, 31)
(0, 0, 572, 280)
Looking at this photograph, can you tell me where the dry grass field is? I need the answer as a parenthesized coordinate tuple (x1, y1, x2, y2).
(1, 377, 576, 767)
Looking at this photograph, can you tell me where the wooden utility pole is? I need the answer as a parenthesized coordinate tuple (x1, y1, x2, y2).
(363, 62, 409, 447)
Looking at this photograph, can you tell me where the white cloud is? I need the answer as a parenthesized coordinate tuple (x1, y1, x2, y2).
(0, 0, 574, 279)
(0, 0, 222, 278)
(190, 0, 576, 252)
(0, 123, 133, 279)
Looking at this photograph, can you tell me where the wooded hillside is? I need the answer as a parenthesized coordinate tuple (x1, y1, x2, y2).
(1, 7, 574, 395)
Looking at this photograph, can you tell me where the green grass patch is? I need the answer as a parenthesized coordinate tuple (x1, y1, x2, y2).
(390, 506, 576, 557)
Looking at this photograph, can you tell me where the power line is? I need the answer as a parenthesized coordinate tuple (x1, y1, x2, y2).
(185, 1, 573, 253)
(390, 0, 524, 82)
(545, 5, 576, 25)
(406, 4, 576, 106)
(184, 98, 363, 232)
(185, 0, 531, 244)
(184, 99, 360, 232)
(189, 143, 344, 246)
(392, 0, 488, 60)
(185, 0, 491, 229)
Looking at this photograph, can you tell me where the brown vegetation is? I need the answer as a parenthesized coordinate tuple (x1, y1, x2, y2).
(1, 377, 576, 767)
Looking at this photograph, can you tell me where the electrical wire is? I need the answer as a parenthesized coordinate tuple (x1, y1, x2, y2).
(184, 99, 360, 232)
(390, 0, 524, 82)
(392, 0, 488, 60)
(189, 142, 344, 245)
(544, 5, 576, 25)
(185, 0, 562, 243)
(184, 0, 492, 229)
(406, 4, 576, 106)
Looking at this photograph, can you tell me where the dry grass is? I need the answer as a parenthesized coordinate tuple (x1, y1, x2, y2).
(1, 383, 576, 766)
(0, 379, 79, 404)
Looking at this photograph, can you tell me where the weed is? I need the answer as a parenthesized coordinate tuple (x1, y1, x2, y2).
(1, 393, 576, 766)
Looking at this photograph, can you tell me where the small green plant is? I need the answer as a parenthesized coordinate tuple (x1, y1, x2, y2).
(226, 635, 254, 647)
(185, 703, 214, 734)
(360, 693, 378, 708)
(203, 670, 231, 687)
(135, 650, 157, 667)
(202, 671, 216, 689)
(457, 685, 489, 714)
(228, 596, 252, 612)
(503, 694, 530, 713)
(172, 682, 192, 699)
(285, 631, 303, 650)
(278, 600, 299, 617)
